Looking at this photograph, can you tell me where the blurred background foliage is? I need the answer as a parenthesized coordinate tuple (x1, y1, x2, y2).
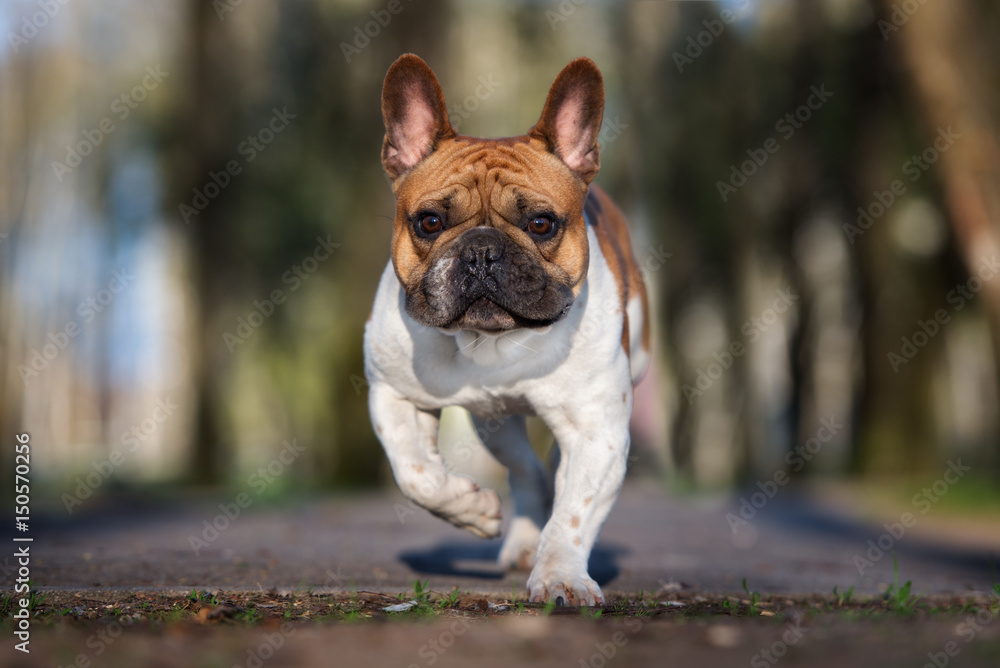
(2, 0, 1000, 505)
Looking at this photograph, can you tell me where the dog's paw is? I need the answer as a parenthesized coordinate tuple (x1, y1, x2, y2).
(498, 517, 541, 571)
(526, 564, 603, 607)
(429, 477, 502, 539)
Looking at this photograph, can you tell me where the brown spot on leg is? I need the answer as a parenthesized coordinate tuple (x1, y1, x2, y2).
(573, 536, 582, 546)
(584, 496, 593, 506)
(571, 515, 580, 528)
(376, 426, 383, 435)
(622, 392, 627, 404)
(414, 464, 424, 473)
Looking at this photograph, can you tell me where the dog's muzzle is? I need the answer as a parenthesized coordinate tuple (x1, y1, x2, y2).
(458, 228, 505, 299)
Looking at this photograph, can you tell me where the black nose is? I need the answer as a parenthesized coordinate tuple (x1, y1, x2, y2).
(459, 230, 504, 282)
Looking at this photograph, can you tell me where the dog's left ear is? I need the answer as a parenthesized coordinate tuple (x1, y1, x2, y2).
(529, 58, 605, 184)
(381, 54, 456, 180)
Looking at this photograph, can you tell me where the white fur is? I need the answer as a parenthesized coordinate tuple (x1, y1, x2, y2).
(627, 294, 649, 382)
(364, 226, 636, 606)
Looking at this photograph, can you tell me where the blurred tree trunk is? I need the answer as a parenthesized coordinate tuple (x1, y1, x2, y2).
(849, 15, 947, 474)
(0, 52, 32, 495)
(888, 0, 1000, 473)
(175, 0, 237, 484)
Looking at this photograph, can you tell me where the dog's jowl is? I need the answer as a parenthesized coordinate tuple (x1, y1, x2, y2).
(364, 54, 649, 606)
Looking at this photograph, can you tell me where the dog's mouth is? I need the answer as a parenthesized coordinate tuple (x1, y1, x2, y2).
(417, 280, 573, 334)
(446, 296, 571, 334)
(454, 297, 518, 333)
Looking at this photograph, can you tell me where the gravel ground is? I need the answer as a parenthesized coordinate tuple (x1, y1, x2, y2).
(2, 480, 999, 666)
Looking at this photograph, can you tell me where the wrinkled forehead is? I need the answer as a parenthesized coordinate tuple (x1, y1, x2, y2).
(394, 136, 586, 222)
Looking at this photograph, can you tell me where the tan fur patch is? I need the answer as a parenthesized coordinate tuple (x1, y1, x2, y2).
(390, 135, 589, 298)
(585, 185, 650, 367)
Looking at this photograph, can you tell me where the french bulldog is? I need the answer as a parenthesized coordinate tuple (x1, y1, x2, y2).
(365, 54, 649, 606)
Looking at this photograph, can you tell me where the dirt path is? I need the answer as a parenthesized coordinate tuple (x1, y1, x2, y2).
(3, 481, 999, 666)
(18, 481, 998, 595)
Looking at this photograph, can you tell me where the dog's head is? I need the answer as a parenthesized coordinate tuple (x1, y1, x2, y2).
(379, 54, 605, 334)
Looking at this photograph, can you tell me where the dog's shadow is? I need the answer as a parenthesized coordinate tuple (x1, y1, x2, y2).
(399, 541, 625, 585)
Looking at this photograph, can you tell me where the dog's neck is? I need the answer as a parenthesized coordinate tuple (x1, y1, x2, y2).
(445, 325, 553, 366)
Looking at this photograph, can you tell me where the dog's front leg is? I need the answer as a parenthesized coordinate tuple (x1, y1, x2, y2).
(368, 382, 502, 538)
(527, 388, 632, 606)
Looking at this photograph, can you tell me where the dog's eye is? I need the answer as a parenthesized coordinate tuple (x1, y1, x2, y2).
(527, 216, 555, 236)
(416, 214, 443, 236)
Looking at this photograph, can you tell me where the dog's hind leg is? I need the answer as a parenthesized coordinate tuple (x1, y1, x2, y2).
(369, 383, 502, 538)
(471, 414, 552, 571)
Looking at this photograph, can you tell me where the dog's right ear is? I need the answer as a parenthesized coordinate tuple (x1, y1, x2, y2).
(529, 58, 605, 184)
(381, 54, 455, 180)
